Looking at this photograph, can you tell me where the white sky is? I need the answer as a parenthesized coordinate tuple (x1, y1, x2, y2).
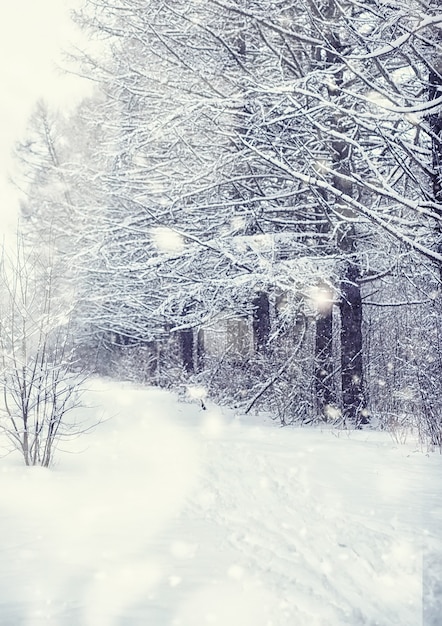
(0, 0, 92, 239)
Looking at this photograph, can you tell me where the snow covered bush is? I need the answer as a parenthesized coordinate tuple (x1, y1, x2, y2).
(0, 241, 86, 467)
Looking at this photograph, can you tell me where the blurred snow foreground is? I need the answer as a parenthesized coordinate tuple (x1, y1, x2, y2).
(0, 380, 441, 625)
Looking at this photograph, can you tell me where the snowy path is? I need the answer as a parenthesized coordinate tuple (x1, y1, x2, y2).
(184, 426, 441, 626)
(0, 380, 441, 625)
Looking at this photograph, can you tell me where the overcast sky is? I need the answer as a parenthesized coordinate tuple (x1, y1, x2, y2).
(0, 0, 91, 239)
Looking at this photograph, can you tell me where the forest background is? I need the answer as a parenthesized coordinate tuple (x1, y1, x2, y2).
(2, 0, 442, 454)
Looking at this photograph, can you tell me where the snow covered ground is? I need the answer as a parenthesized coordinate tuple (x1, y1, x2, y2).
(0, 379, 441, 625)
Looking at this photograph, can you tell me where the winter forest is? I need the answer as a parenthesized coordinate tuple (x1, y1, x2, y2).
(1, 0, 442, 623)
(7, 0, 442, 438)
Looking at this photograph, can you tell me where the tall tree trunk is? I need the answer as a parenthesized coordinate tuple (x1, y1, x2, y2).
(429, 61, 442, 206)
(321, 0, 367, 425)
(424, 42, 442, 443)
(429, 57, 442, 283)
(340, 262, 366, 425)
(307, 0, 367, 423)
(252, 292, 270, 353)
(314, 201, 337, 420)
(335, 210, 367, 424)
(180, 329, 194, 373)
(196, 327, 205, 373)
(315, 307, 335, 417)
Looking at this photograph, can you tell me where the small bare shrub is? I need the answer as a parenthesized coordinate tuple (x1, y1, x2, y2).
(0, 241, 86, 467)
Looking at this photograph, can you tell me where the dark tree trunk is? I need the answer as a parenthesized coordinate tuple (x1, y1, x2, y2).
(323, 5, 367, 424)
(315, 308, 336, 417)
(429, 62, 442, 204)
(252, 292, 270, 353)
(340, 263, 367, 425)
(196, 327, 205, 372)
(180, 329, 194, 373)
(424, 52, 442, 442)
(429, 60, 442, 285)
(312, 199, 337, 419)
(309, 0, 367, 423)
(335, 220, 367, 424)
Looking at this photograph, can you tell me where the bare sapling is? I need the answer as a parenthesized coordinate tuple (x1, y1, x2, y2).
(0, 240, 86, 467)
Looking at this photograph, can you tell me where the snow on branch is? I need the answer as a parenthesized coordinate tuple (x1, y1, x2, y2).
(350, 14, 442, 60)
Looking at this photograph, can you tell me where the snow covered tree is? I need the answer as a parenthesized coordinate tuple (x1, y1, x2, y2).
(17, 0, 442, 432)
(15, 96, 120, 371)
